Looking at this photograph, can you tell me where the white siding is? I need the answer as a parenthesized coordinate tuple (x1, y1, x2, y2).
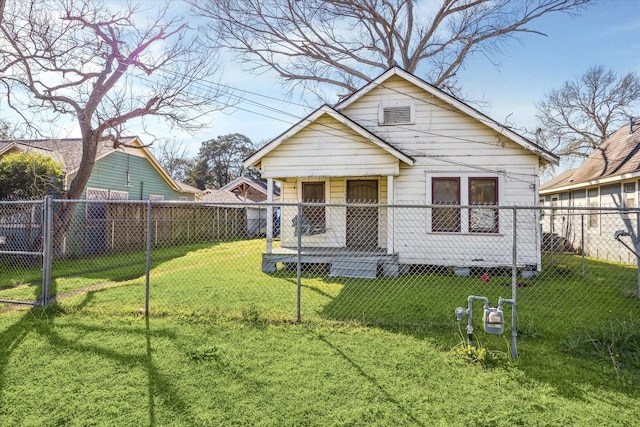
(338, 75, 540, 267)
(260, 115, 400, 178)
(278, 177, 388, 249)
(541, 181, 640, 265)
(265, 74, 542, 268)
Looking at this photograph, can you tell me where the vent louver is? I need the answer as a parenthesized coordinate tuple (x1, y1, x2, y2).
(382, 106, 411, 125)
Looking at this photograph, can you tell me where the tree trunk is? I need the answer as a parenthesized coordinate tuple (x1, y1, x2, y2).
(53, 131, 100, 255)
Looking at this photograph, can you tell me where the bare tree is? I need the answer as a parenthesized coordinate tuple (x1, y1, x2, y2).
(536, 65, 640, 165)
(0, 118, 22, 139)
(0, 0, 225, 198)
(155, 138, 193, 183)
(190, 0, 592, 100)
(0, 0, 226, 232)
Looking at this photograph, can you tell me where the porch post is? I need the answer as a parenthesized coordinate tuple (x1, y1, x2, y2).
(266, 178, 273, 254)
(387, 175, 394, 254)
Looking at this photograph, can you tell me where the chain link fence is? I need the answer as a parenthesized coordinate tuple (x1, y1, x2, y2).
(1, 199, 639, 354)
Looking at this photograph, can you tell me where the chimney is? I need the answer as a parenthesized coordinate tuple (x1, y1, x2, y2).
(631, 116, 635, 135)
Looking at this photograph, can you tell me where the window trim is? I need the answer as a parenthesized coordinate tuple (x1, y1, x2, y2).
(431, 177, 461, 232)
(297, 178, 330, 231)
(623, 181, 636, 208)
(587, 187, 599, 230)
(109, 190, 129, 200)
(427, 172, 502, 234)
(86, 187, 109, 200)
(468, 177, 499, 233)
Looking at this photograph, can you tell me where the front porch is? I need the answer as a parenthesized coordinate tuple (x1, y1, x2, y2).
(262, 246, 400, 278)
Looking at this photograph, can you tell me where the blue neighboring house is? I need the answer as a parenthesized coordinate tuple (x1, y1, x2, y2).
(0, 136, 201, 256)
(0, 135, 199, 201)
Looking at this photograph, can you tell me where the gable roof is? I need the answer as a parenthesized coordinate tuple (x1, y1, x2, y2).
(221, 176, 280, 197)
(539, 168, 577, 192)
(0, 136, 199, 195)
(244, 104, 415, 169)
(336, 66, 559, 166)
(200, 188, 245, 203)
(540, 118, 640, 194)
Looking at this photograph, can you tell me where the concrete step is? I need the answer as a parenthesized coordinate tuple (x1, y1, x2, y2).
(330, 258, 378, 279)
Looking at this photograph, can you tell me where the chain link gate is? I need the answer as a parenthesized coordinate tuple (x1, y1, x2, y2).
(0, 196, 52, 308)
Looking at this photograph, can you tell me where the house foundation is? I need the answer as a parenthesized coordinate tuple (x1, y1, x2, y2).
(262, 247, 399, 278)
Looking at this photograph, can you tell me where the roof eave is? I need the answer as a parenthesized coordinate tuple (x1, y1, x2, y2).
(244, 104, 415, 169)
(540, 170, 640, 195)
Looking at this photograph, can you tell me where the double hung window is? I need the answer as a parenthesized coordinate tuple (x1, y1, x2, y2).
(430, 176, 499, 233)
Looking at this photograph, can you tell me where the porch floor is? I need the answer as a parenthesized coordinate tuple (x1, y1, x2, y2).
(262, 246, 399, 278)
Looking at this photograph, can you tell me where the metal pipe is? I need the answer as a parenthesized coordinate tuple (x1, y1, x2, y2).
(614, 230, 640, 300)
(466, 295, 489, 346)
(581, 214, 585, 276)
(499, 297, 517, 358)
(41, 195, 53, 306)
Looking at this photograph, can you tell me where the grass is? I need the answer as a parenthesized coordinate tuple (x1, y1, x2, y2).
(1, 240, 640, 425)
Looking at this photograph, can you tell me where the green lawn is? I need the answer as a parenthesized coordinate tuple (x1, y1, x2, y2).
(1, 240, 639, 425)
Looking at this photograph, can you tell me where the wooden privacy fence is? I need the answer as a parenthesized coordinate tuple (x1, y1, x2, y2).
(56, 200, 249, 257)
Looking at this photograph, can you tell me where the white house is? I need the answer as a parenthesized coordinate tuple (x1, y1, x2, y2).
(245, 66, 558, 276)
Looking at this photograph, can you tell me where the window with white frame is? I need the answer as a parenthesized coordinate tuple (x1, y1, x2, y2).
(109, 190, 129, 200)
(587, 187, 599, 228)
(623, 182, 636, 208)
(86, 188, 108, 200)
(149, 194, 165, 201)
(429, 174, 500, 233)
(378, 102, 415, 125)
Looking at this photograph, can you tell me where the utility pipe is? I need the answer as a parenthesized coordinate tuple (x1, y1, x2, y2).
(614, 230, 640, 300)
(465, 295, 489, 347)
(498, 297, 517, 358)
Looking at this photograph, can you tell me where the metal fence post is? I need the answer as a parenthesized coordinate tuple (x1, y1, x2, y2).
(581, 214, 585, 276)
(145, 200, 152, 315)
(41, 195, 54, 305)
(511, 207, 518, 359)
(296, 203, 302, 323)
(637, 211, 640, 301)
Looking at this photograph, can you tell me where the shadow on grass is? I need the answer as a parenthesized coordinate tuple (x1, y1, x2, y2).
(286, 263, 640, 398)
(317, 334, 426, 426)
(48, 242, 231, 299)
(0, 288, 205, 426)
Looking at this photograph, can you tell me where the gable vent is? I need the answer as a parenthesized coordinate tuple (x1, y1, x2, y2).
(382, 105, 412, 125)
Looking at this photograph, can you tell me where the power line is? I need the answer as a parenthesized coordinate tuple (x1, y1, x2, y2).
(0, 7, 545, 183)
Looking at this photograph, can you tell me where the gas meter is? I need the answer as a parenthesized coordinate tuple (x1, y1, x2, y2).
(483, 307, 504, 334)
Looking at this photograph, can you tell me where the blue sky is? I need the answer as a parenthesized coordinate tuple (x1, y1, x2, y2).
(4, 0, 639, 164)
(184, 0, 640, 157)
